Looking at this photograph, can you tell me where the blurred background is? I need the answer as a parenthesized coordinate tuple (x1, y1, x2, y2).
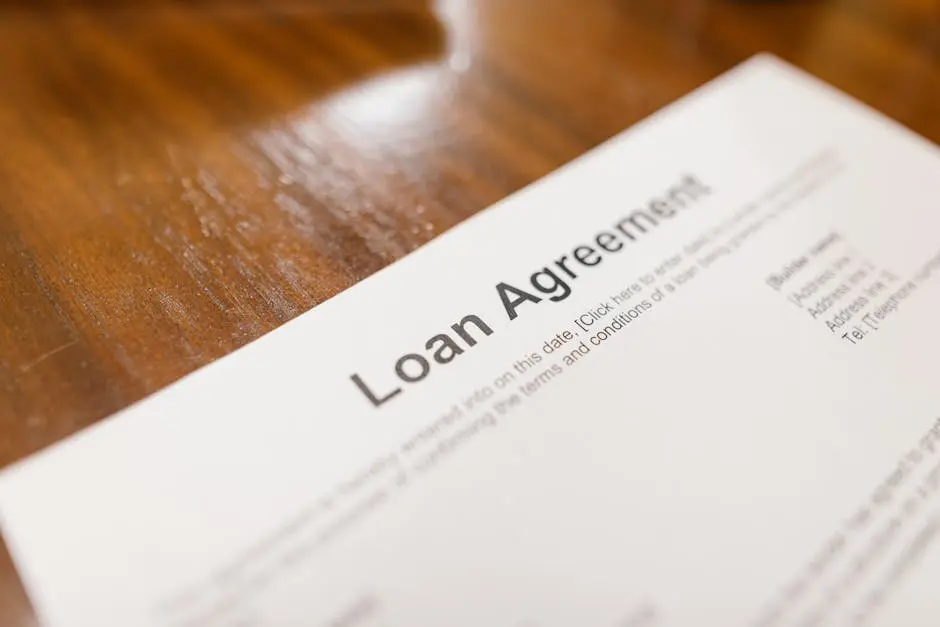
(0, 1, 938, 624)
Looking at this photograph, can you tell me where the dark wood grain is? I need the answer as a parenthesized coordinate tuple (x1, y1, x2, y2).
(1, 1, 938, 624)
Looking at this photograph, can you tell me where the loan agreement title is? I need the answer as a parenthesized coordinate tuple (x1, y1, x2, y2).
(351, 174, 713, 407)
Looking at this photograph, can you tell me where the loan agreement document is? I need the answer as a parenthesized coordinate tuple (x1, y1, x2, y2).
(3, 55, 940, 627)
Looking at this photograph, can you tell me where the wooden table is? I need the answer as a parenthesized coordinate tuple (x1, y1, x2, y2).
(1, 0, 938, 623)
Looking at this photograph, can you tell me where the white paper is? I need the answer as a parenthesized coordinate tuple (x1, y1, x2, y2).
(4, 54, 940, 627)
